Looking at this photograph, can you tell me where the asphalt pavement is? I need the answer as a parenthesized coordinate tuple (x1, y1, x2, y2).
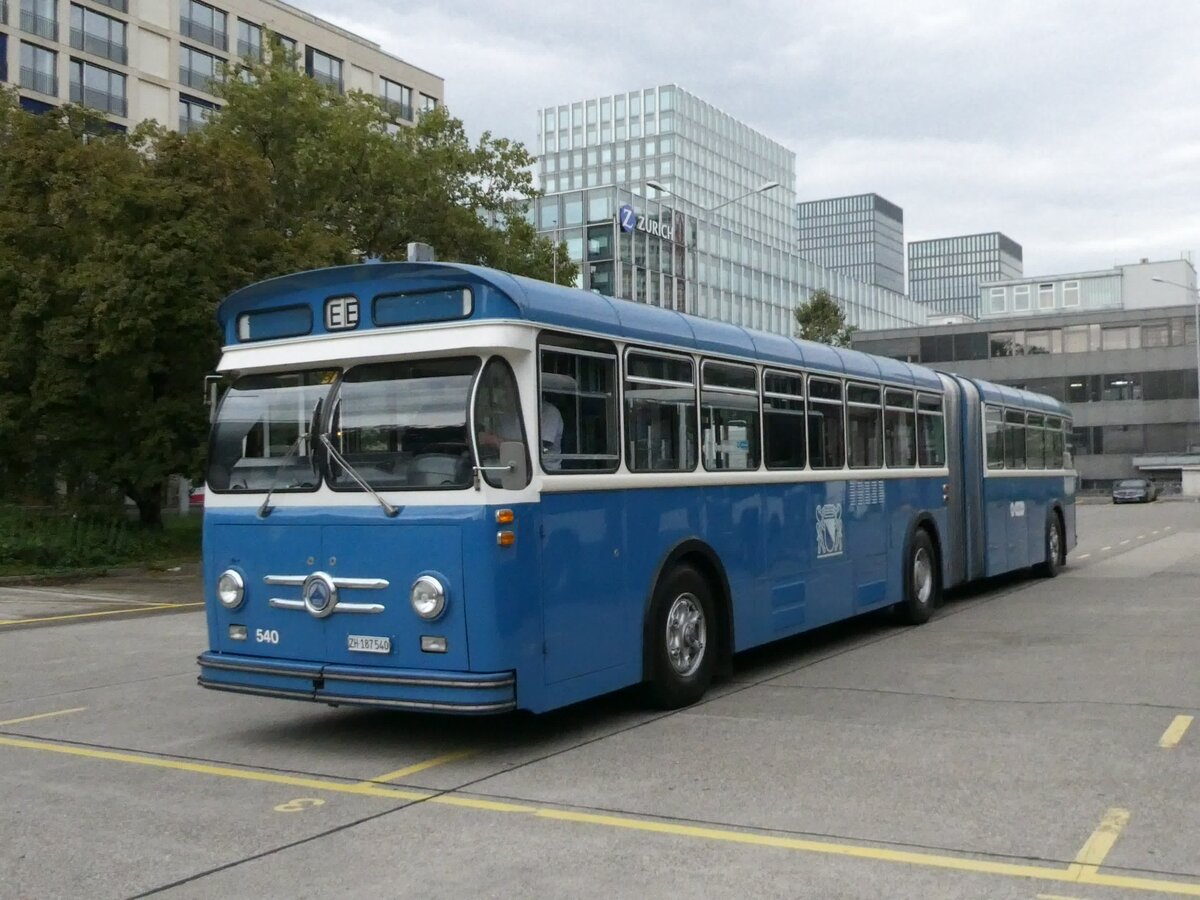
(0, 501, 1197, 899)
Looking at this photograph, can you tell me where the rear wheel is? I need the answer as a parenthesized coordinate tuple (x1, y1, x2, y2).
(1036, 514, 1063, 578)
(645, 565, 717, 709)
(896, 529, 938, 625)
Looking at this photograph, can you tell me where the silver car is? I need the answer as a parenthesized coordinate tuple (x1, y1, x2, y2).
(1112, 478, 1157, 503)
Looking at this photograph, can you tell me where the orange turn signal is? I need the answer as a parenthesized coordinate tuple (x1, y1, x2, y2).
(495, 509, 515, 524)
(496, 530, 516, 547)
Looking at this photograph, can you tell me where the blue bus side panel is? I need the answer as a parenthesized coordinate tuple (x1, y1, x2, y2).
(981, 477, 1074, 577)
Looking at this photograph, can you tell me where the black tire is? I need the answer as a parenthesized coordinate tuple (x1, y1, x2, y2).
(895, 529, 938, 625)
(1036, 514, 1063, 578)
(645, 565, 718, 709)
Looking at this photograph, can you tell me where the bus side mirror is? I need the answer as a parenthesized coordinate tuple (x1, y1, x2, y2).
(499, 442, 529, 491)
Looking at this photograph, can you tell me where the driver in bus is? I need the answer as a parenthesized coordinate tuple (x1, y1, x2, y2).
(477, 388, 564, 470)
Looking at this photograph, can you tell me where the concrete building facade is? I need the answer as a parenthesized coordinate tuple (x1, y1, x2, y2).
(853, 259, 1200, 489)
(0, 0, 442, 132)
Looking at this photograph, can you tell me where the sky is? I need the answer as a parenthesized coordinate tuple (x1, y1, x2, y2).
(291, 0, 1200, 279)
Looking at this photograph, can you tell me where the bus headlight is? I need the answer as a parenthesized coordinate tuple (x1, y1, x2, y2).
(410, 575, 446, 620)
(217, 570, 245, 610)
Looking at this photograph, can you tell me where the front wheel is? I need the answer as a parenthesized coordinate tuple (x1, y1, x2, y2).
(895, 529, 938, 625)
(645, 565, 717, 709)
(1036, 514, 1064, 578)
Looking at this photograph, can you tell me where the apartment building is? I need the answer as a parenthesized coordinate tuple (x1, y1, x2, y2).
(0, 0, 442, 132)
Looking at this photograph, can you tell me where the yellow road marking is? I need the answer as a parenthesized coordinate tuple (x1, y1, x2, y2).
(0, 707, 87, 727)
(3, 736, 1200, 896)
(1101, 546, 1113, 552)
(1159, 715, 1194, 749)
(360, 750, 475, 785)
(1120, 540, 1132, 545)
(1067, 808, 1130, 878)
(0, 602, 203, 626)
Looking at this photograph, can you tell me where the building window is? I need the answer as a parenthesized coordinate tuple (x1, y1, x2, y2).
(1038, 283, 1055, 309)
(1101, 325, 1140, 351)
(305, 46, 342, 92)
(1024, 329, 1060, 355)
(20, 0, 57, 40)
(179, 44, 222, 92)
(179, 93, 216, 133)
(381, 77, 412, 120)
(1013, 285, 1031, 311)
(988, 286, 1006, 313)
(273, 33, 297, 61)
(91, 0, 127, 10)
(1062, 325, 1090, 353)
(180, 0, 226, 51)
(1062, 280, 1080, 307)
(70, 58, 126, 116)
(1142, 322, 1170, 348)
(19, 40, 56, 95)
(420, 92, 438, 113)
(236, 19, 262, 60)
(70, 5, 127, 65)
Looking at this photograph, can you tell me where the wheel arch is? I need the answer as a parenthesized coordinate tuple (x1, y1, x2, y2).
(907, 512, 945, 587)
(641, 539, 734, 681)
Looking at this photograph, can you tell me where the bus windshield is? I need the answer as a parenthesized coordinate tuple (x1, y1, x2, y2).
(326, 357, 480, 491)
(209, 369, 337, 492)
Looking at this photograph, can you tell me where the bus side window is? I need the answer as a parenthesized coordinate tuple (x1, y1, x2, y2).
(985, 405, 1005, 469)
(917, 393, 946, 467)
(701, 361, 759, 471)
(539, 339, 620, 473)
(1046, 417, 1064, 469)
(807, 376, 845, 469)
(474, 357, 531, 489)
(1026, 413, 1046, 469)
(884, 389, 916, 468)
(847, 382, 882, 469)
(764, 370, 806, 469)
(625, 351, 697, 472)
(1004, 409, 1026, 469)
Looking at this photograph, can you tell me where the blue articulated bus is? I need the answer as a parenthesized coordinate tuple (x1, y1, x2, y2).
(198, 262, 1076, 714)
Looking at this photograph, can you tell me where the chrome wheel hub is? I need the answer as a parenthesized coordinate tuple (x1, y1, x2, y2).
(912, 548, 933, 605)
(665, 593, 707, 677)
(1049, 523, 1061, 564)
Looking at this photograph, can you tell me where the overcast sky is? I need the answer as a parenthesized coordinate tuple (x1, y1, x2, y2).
(292, 0, 1199, 279)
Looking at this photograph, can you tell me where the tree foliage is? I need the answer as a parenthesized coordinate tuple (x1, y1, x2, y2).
(793, 288, 856, 348)
(0, 60, 573, 525)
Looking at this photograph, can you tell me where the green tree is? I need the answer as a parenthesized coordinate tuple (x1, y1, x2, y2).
(793, 288, 856, 347)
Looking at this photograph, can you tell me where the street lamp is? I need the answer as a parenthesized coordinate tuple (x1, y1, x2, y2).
(1151, 275, 1200, 451)
(643, 180, 781, 312)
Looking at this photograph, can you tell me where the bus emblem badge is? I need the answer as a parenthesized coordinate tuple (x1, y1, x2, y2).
(815, 503, 843, 558)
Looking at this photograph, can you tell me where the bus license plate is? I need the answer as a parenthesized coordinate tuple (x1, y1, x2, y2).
(347, 635, 391, 654)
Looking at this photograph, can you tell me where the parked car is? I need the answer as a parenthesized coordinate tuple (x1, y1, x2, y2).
(1111, 478, 1157, 503)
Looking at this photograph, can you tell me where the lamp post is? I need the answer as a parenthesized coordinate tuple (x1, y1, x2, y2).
(1150, 275, 1200, 451)
(644, 179, 780, 314)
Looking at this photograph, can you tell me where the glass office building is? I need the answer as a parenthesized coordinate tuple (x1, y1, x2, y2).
(533, 84, 929, 336)
(795, 193, 905, 294)
(908, 232, 1023, 319)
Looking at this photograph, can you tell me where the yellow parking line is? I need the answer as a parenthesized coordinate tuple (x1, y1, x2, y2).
(1066, 808, 1130, 878)
(361, 750, 475, 785)
(1159, 715, 1194, 749)
(0, 602, 203, 626)
(0, 707, 86, 727)
(2, 736, 1200, 896)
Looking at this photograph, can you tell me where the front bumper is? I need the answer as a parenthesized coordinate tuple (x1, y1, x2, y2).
(197, 651, 516, 714)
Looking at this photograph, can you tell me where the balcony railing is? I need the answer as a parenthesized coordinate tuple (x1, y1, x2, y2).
(383, 98, 413, 121)
(179, 66, 219, 93)
(71, 28, 129, 65)
(310, 71, 343, 93)
(20, 9, 58, 41)
(70, 82, 128, 118)
(20, 66, 57, 96)
(180, 16, 226, 51)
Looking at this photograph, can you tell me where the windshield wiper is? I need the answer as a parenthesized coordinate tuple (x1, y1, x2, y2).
(320, 434, 399, 518)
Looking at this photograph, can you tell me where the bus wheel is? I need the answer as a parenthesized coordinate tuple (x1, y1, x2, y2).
(1036, 514, 1063, 578)
(646, 565, 717, 709)
(896, 529, 938, 625)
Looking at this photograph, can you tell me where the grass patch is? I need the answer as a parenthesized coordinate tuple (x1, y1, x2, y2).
(0, 507, 202, 577)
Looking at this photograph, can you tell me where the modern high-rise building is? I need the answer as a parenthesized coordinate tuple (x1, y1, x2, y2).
(853, 258, 1200, 489)
(532, 84, 929, 336)
(908, 231, 1023, 319)
(795, 193, 905, 294)
(0, 0, 442, 132)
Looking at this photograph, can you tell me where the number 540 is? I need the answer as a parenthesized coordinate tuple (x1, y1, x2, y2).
(255, 628, 280, 644)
